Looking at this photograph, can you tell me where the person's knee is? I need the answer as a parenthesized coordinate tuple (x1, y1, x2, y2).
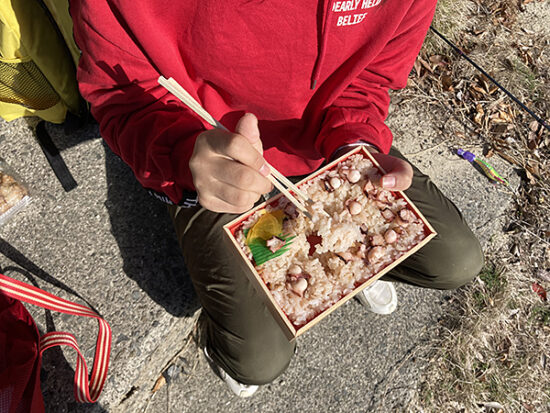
(207, 312, 296, 386)
(430, 235, 484, 290)
(228, 337, 295, 385)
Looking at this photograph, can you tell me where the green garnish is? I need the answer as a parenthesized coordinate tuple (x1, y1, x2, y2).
(247, 234, 296, 266)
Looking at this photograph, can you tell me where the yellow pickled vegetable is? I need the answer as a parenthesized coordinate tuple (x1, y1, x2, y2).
(245, 210, 285, 245)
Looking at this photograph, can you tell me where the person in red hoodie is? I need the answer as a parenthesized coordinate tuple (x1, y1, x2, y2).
(71, 0, 483, 397)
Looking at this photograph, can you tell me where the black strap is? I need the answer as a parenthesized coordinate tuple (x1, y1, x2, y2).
(35, 121, 78, 192)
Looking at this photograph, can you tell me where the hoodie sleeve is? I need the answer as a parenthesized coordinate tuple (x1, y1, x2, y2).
(71, 2, 205, 204)
(316, 0, 437, 158)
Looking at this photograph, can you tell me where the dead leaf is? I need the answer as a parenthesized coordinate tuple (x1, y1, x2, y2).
(474, 103, 485, 125)
(491, 123, 508, 135)
(499, 110, 514, 123)
(525, 169, 536, 185)
(152, 375, 166, 393)
(529, 120, 541, 132)
(473, 85, 487, 95)
(474, 112, 484, 125)
(532, 282, 547, 301)
(418, 56, 433, 73)
(441, 75, 453, 91)
(528, 131, 538, 150)
(429, 54, 445, 65)
(413, 58, 422, 77)
(527, 160, 541, 177)
(469, 86, 483, 100)
(490, 114, 507, 124)
(477, 73, 490, 88)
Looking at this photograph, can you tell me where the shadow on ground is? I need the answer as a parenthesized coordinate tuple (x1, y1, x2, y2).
(6, 120, 201, 411)
(102, 140, 199, 317)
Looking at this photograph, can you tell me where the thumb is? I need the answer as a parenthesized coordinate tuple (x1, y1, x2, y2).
(235, 113, 263, 154)
(371, 153, 413, 191)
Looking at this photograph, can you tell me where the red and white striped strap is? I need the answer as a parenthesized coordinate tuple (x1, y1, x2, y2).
(0, 274, 111, 403)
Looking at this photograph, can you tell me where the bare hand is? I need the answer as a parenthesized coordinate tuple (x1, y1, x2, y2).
(369, 152, 413, 191)
(189, 113, 272, 213)
(332, 144, 413, 191)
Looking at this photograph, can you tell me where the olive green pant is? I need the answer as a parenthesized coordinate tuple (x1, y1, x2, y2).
(168, 148, 483, 385)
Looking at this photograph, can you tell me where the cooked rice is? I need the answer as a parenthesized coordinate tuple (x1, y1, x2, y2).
(235, 154, 428, 326)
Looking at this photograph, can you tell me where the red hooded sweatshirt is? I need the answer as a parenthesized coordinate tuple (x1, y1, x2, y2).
(71, 0, 437, 205)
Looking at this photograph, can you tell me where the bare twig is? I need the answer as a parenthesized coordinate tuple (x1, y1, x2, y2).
(511, 219, 550, 246)
(403, 141, 445, 156)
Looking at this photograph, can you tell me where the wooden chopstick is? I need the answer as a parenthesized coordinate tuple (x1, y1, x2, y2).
(267, 165, 313, 205)
(267, 177, 312, 219)
(158, 76, 313, 218)
(159, 76, 228, 131)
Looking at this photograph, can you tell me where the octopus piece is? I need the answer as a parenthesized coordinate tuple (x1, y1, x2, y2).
(266, 236, 286, 253)
(380, 208, 396, 222)
(336, 243, 367, 263)
(363, 179, 375, 194)
(396, 208, 417, 227)
(393, 226, 405, 235)
(369, 234, 385, 246)
(367, 246, 386, 263)
(338, 166, 350, 178)
(384, 229, 398, 244)
(356, 243, 368, 259)
(289, 277, 308, 297)
(344, 168, 361, 183)
(330, 176, 342, 190)
(284, 203, 299, 219)
(324, 176, 342, 192)
(375, 190, 393, 209)
(288, 264, 302, 276)
(347, 200, 362, 216)
(287, 272, 311, 297)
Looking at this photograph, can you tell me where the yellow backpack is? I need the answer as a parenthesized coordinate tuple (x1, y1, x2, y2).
(0, 0, 82, 123)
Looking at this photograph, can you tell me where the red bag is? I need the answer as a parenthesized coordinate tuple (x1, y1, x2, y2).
(0, 274, 111, 413)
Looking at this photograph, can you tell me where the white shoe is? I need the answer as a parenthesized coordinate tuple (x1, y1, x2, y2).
(203, 347, 259, 397)
(356, 280, 398, 314)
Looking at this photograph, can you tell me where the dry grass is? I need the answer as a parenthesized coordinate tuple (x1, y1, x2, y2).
(409, 255, 550, 412)
(402, 0, 550, 412)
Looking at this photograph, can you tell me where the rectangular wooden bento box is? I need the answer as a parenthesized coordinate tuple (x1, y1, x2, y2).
(223, 147, 436, 340)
